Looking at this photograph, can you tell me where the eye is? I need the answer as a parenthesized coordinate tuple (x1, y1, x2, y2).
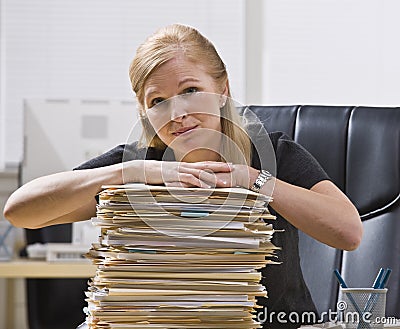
(150, 97, 165, 107)
(182, 87, 198, 94)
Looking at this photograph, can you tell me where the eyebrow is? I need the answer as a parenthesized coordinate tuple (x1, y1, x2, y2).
(145, 77, 201, 100)
(177, 77, 201, 87)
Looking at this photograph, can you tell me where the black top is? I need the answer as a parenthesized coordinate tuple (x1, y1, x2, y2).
(74, 131, 329, 329)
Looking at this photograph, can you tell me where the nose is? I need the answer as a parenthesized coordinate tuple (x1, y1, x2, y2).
(169, 97, 188, 121)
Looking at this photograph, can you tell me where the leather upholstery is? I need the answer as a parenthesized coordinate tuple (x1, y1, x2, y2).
(249, 105, 400, 316)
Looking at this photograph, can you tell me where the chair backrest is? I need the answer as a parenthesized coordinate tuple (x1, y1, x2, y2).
(248, 105, 400, 316)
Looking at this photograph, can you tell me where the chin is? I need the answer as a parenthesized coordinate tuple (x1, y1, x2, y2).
(174, 140, 221, 159)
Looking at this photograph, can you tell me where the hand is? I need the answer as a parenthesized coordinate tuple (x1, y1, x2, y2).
(213, 164, 259, 189)
(124, 160, 234, 188)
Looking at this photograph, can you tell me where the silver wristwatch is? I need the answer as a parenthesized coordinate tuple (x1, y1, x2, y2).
(250, 169, 272, 193)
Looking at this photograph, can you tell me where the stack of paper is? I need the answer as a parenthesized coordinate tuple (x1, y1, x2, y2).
(84, 184, 278, 328)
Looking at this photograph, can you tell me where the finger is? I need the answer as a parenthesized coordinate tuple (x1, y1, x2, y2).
(165, 181, 193, 188)
(214, 177, 232, 188)
(179, 167, 221, 187)
(201, 162, 234, 172)
(177, 173, 213, 189)
(161, 162, 221, 188)
(183, 161, 233, 172)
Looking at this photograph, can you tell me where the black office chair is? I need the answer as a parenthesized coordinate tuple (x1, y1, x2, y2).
(249, 105, 400, 316)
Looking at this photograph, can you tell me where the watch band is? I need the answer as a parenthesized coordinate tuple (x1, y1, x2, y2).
(250, 169, 272, 193)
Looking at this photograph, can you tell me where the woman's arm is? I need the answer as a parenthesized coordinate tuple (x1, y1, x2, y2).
(3, 160, 232, 229)
(266, 177, 362, 251)
(3, 163, 124, 229)
(231, 166, 362, 251)
(212, 165, 362, 251)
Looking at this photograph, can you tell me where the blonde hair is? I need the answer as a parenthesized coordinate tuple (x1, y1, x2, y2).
(129, 24, 251, 165)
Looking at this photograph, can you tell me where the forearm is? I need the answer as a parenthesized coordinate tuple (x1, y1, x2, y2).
(266, 178, 362, 251)
(4, 162, 128, 228)
(235, 166, 362, 250)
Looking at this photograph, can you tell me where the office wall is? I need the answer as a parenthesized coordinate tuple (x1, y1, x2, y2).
(1, 0, 245, 168)
(261, 0, 400, 106)
(3, 1, 400, 168)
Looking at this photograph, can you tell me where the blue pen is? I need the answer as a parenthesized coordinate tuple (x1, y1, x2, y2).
(359, 268, 385, 329)
(372, 268, 385, 289)
(364, 268, 391, 317)
(334, 269, 348, 288)
(378, 268, 392, 289)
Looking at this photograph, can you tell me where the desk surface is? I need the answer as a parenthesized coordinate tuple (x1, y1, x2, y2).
(0, 259, 96, 278)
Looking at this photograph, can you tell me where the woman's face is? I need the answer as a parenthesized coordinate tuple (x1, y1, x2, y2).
(143, 53, 227, 162)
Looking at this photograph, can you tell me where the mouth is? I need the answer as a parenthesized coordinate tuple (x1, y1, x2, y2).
(172, 125, 198, 136)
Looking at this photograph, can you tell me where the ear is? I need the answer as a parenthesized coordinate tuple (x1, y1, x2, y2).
(219, 81, 229, 108)
(137, 103, 146, 118)
(222, 80, 229, 96)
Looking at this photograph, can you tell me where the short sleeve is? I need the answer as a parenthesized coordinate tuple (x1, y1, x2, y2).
(270, 132, 330, 190)
(73, 142, 146, 203)
(73, 142, 143, 171)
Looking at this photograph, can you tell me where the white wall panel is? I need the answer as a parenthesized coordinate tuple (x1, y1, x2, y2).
(262, 0, 400, 106)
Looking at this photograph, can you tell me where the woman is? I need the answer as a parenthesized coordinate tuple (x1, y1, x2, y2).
(4, 24, 362, 328)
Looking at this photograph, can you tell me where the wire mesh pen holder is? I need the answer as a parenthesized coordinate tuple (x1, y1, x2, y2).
(340, 288, 387, 329)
